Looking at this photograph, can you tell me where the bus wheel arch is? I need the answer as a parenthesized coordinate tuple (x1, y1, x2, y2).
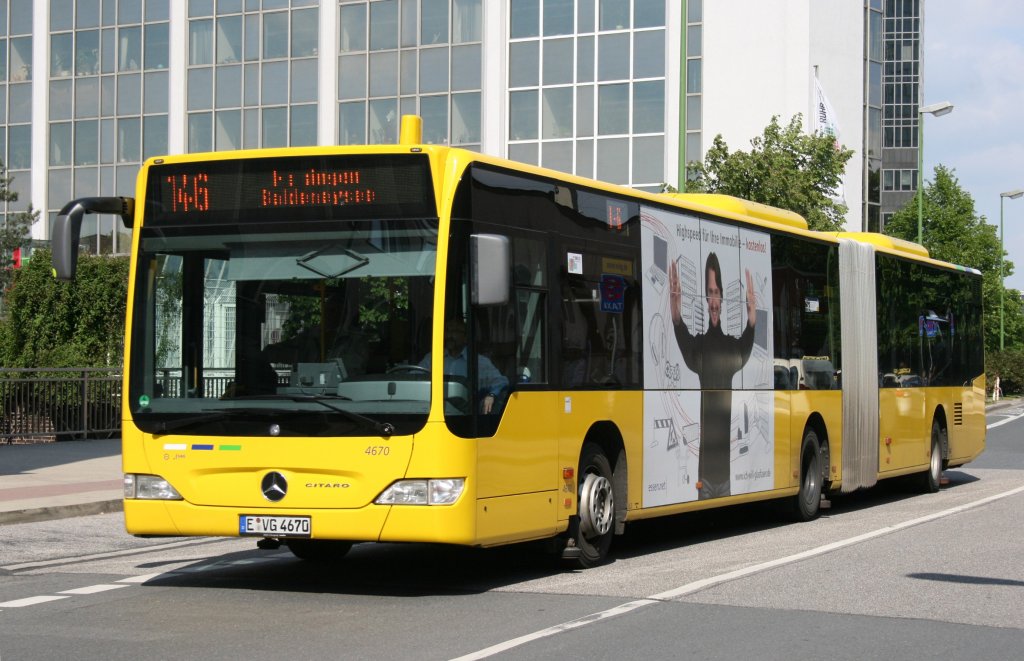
(564, 422, 626, 568)
(583, 421, 627, 535)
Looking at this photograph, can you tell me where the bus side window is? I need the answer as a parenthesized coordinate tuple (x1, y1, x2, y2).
(771, 236, 839, 390)
(470, 233, 548, 409)
(560, 249, 639, 388)
(512, 236, 548, 385)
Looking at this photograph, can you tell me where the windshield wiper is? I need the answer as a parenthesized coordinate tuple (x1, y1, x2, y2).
(225, 394, 395, 438)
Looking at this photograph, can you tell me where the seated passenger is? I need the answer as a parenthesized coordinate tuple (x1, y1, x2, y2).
(419, 321, 509, 414)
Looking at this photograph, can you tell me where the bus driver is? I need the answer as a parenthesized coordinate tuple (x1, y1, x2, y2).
(419, 321, 509, 414)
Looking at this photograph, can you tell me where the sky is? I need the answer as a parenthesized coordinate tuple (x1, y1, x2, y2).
(924, 1, 1024, 288)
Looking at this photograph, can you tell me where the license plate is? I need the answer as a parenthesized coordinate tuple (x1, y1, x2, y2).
(239, 515, 311, 537)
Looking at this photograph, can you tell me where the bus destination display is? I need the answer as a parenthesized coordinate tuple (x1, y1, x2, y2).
(147, 154, 434, 225)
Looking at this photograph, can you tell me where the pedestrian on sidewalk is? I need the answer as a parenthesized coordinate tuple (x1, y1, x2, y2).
(993, 374, 1002, 402)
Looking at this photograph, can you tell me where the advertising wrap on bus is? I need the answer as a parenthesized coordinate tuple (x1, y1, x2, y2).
(641, 206, 775, 506)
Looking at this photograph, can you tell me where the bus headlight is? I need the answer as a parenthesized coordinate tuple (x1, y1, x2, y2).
(375, 478, 465, 505)
(124, 474, 183, 500)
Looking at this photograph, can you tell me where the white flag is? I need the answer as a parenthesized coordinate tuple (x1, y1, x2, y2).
(813, 75, 845, 203)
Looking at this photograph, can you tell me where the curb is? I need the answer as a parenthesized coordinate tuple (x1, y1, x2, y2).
(986, 399, 1020, 413)
(0, 499, 123, 526)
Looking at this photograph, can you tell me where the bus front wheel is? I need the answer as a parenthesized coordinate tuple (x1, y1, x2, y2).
(566, 443, 615, 568)
(791, 429, 823, 522)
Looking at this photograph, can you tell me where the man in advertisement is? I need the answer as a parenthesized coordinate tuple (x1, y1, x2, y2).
(668, 252, 757, 499)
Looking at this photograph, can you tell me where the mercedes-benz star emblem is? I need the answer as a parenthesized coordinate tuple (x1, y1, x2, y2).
(261, 472, 288, 502)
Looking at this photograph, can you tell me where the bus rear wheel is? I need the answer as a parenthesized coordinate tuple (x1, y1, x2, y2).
(791, 428, 823, 522)
(566, 443, 615, 568)
(287, 539, 353, 562)
(919, 420, 944, 493)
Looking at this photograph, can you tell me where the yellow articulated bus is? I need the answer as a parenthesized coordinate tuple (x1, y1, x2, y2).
(52, 116, 984, 567)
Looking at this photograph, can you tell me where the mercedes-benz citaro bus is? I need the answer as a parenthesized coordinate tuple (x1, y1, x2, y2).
(52, 115, 985, 568)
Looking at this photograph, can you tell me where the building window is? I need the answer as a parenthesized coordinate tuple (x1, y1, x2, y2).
(46, 0, 169, 255)
(882, 168, 917, 192)
(338, 0, 482, 150)
(881, 0, 920, 149)
(189, 2, 319, 153)
(684, 0, 702, 184)
(507, 0, 666, 188)
(2, 0, 34, 228)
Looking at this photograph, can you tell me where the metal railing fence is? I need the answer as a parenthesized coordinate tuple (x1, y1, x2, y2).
(1, 368, 121, 443)
(156, 369, 291, 399)
(2, 367, 293, 443)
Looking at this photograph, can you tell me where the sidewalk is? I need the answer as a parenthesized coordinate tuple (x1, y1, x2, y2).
(0, 438, 122, 525)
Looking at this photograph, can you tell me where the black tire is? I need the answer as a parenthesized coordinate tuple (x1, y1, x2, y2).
(286, 539, 353, 562)
(791, 428, 823, 522)
(567, 443, 615, 568)
(919, 420, 944, 493)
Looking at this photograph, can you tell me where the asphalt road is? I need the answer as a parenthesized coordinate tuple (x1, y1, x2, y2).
(2, 408, 1023, 660)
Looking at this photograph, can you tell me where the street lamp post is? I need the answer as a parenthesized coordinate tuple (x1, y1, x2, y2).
(1000, 189, 1024, 351)
(917, 101, 954, 245)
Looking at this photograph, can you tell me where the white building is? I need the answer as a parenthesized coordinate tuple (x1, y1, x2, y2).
(0, 0, 923, 255)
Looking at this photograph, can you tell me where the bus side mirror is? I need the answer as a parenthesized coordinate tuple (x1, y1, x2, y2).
(52, 197, 135, 280)
(470, 234, 510, 306)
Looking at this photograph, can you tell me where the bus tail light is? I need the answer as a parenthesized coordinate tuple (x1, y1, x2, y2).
(124, 474, 183, 500)
(375, 478, 465, 505)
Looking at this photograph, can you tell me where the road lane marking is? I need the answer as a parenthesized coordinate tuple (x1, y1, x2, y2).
(117, 572, 166, 584)
(1, 537, 231, 572)
(986, 410, 1024, 429)
(58, 584, 130, 595)
(449, 600, 657, 661)
(0, 595, 70, 608)
(650, 484, 1024, 598)
(450, 482, 1024, 660)
(0, 550, 292, 612)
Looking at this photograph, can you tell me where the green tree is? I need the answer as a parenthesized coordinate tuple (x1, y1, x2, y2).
(986, 348, 1024, 396)
(682, 115, 854, 231)
(0, 248, 129, 368)
(0, 158, 38, 297)
(882, 164, 1019, 353)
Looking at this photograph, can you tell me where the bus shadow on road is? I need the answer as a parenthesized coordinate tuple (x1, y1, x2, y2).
(136, 540, 575, 597)
(823, 468, 980, 514)
(907, 572, 1024, 587)
(613, 469, 981, 560)
(132, 470, 984, 596)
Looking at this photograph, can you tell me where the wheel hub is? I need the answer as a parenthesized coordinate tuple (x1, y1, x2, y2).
(579, 472, 613, 538)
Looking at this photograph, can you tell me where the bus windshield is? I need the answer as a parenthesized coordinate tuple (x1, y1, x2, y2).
(127, 218, 439, 437)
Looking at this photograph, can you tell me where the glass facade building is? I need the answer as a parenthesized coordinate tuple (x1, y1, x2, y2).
(864, 0, 883, 232)
(1, 0, 34, 223)
(506, 0, 666, 186)
(48, 0, 169, 253)
(0, 0, 926, 257)
(879, 0, 922, 230)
